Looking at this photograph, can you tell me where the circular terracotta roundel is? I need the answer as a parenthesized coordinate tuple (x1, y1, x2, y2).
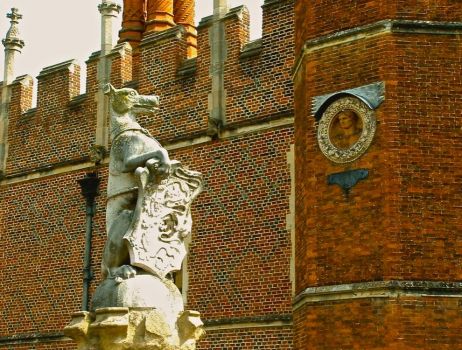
(317, 96, 376, 163)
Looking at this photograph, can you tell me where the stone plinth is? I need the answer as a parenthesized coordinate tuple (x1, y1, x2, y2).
(64, 307, 204, 350)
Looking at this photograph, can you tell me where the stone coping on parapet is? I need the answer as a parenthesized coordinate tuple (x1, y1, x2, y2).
(37, 59, 78, 79)
(292, 19, 462, 80)
(240, 39, 263, 59)
(204, 314, 292, 328)
(0, 332, 66, 346)
(87, 50, 102, 63)
(68, 93, 88, 109)
(22, 107, 37, 118)
(177, 57, 197, 77)
(87, 42, 132, 63)
(294, 280, 462, 310)
(11, 74, 33, 86)
(197, 5, 246, 29)
(122, 80, 138, 90)
(1, 156, 91, 184)
(107, 42, 132, 57)
(262, 0, 292, 8)
(140, 25, 185, 47)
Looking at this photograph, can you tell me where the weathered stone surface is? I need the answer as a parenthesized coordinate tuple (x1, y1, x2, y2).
(65, 308, 204, 350)
(92, 274, 183, 330)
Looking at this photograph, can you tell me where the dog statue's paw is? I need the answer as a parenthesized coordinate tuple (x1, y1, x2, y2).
(157, 163, 171, 177)
(146, 158, 171, 180)
(113, 265, 137, 284)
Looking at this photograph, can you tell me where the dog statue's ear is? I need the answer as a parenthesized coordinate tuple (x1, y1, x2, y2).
(103, 83, 115, 96)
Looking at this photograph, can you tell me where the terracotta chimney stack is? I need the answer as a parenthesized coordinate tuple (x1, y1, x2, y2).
(174, 0, 197, 57)
(145, 0, 175, 34)
(119, 0, 146, 48)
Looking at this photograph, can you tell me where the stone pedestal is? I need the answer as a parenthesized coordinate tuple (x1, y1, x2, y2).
(64, 307, 204, 350)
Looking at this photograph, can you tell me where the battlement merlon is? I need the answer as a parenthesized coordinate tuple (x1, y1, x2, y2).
(139, 25, 188, 89)
(36, 59, 81, 114)
(4, 1, 292, 113)
(9, 75, 33, 116)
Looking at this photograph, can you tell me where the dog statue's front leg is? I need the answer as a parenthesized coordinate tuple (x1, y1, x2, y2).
(101, 209, 137, 282)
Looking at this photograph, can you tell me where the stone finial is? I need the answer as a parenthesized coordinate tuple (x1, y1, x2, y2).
(7, 8, 22, 28)
(98, 0, 122, 17)
(98, 0, 122, 56)
(2, 8, 25, 52)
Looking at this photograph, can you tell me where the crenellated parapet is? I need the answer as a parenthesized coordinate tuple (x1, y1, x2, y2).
(5, 60, 95, 175)
(0, 3, 296, 349)
(3, 0, 294, 177)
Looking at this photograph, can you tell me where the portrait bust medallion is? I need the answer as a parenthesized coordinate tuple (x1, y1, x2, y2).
(317, 96, 376, 163)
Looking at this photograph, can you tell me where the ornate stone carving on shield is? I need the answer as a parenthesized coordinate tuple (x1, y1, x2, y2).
(317, 96, 377, 163)
(124, 162, 203, 278)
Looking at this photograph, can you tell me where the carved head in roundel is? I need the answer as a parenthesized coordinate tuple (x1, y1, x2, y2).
(317, 96, 377, 163)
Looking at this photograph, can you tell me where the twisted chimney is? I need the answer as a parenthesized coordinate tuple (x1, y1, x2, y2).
(174, 0, 197, 57)
(145, 0, 175, 34)
(119, 0, 197, 57)
(119, 0, 146, 49)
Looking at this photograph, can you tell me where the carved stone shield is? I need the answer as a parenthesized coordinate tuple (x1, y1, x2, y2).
(124, 163, 203, 278)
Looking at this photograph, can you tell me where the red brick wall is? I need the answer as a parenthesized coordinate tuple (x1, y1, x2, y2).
(173, 129, 294, 319)
(295, 0, 462, 55)
(0, 171, 105, 336)
(295, 33, 462, 290)
(294, 297, 462, 350)
(387, 34, 462, 281)
(225, 2, 294, 126)
(137, 25, 205, 141)
(294, 0, 462, 348)
(198, 327, 293, 349)
(295, 34, 394, 289)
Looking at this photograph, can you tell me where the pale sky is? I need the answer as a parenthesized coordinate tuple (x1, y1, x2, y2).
(0, 0, 263, 88)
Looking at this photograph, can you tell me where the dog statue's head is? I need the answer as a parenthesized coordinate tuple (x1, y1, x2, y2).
(104, 84, 160, 115)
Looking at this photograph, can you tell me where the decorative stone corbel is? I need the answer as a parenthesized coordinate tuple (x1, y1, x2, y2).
(327, 169, 369, 196)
